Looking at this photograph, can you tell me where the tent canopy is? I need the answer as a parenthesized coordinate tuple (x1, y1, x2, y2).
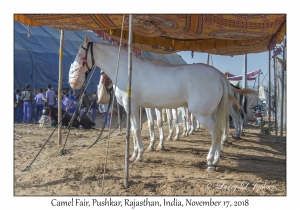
(14, 21, 186, 93)
(14, 14, 286, 56)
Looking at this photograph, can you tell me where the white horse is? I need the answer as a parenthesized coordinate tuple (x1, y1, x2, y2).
(144, 107, 199, 146)
(144, 108, 165, 151)
(72, 35, 245, 171)
(165, 107, 201, 140)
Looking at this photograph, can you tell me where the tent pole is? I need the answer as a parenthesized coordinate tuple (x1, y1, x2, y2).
(242, 54, 247, 89)
(140, 107, 142, 130)
(58, 30, 64, 145)
(268, 50, 271, 133)
(207, 53, 210, 65)
(124, 14, 133, 189)
(274, 53, 278, 139)
(280, 36, 286, 136)
(257, 69, 260, 91)
(242, 54, 247, 125)
(118, 103, 121, 132)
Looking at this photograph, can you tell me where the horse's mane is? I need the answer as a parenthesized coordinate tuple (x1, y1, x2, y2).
(140, 57, 169, 64)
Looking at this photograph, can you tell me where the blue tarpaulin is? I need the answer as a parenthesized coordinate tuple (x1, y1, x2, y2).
(14, 21, 186, 94)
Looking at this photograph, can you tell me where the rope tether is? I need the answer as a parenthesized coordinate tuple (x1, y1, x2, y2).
(101, 14, 125, 196)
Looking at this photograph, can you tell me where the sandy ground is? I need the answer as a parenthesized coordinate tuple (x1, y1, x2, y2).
(14, 112, 286, 196)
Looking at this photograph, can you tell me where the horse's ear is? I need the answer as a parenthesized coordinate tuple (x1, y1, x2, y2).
(85, 34, 90, 44)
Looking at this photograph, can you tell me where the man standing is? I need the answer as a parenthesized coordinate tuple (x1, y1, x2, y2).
(14, 89, 23, 124)
(44, 84, 56, 107)
(99, 103, 112, 128)
(89, 92, 98, 123)
(20, 84, 33, 123)
(81, 90, 90, 109)
(34, 88, 45, 122)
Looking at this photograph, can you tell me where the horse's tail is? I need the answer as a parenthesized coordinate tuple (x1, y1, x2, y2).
(228, 93, 241, 110)
(232, 87, 257, 95)
(213, 76, 230, 148)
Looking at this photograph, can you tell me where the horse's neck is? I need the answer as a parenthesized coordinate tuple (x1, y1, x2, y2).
(93, 43, 128, 83)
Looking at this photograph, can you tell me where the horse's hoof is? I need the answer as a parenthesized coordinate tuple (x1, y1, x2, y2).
(134, 157, 143, 162)
(146, 147, 154, 152)
(165, 136, 171, 141)
(156, 145, 164, 151)
(173, 137, 179, 141)
(232, 135, 239, 140)
(129, 156, 136, 162)
(207, 166, 216, 173)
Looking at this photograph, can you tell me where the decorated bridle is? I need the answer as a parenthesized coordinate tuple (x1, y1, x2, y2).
(81, 42, 95, 74)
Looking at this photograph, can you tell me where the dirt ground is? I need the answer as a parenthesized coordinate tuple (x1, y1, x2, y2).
(14, 112, 286, 196)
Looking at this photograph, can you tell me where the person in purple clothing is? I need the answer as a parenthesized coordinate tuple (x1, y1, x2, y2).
(34, 88, 45, 122)
(43, 84, 56, 107)
(20, 84, 33, 123)
(63, 93, 73, 112)
(89, 92, 98, 123)
(69, 90, 75, 100)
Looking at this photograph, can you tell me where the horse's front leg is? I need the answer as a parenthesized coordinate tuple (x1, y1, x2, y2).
(189, 113, 195, 135)
(130, 108, 144, 162)
(145, 108, 156, 152)
(155, 108, 164, 150)
(195, 119, 200, 132)
(165, 109, 173, 141)
(172, 109, 180, 140)
(181, 107, 188, 137)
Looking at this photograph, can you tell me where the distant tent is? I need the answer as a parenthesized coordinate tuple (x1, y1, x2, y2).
(14, 21, 186, 94)
(14, 21, 104, 93)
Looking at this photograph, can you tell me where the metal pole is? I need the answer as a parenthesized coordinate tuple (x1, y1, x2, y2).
(274, 52, 278, 139)
(124, 14, 133, 189)
(242, 54, 247, 125)
(58, 30, 64, 145)
(140, 107, 142, 130)
(280, 36, 286, 136)
(118, 103, 121, 132)
(257, 69, 260, 91)
(207, 53, 210, 65)
(242, 54, 247, 89)
(268, 50, 271, 133)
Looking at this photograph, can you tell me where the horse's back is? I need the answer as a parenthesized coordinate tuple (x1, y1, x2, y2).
(131, 62, 224, 109)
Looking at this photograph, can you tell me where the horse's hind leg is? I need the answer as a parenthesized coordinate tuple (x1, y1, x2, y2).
(165, 109, 173, 141)
(196, 115, 221, 171)
(172, 108, 180, 140)
(155, 108, 165, 150)
(229, 104, 240, 139)
(145, 108, 156, 152)
(240, 111, 245, 136)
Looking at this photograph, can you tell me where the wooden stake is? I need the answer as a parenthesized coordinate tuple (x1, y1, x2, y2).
(124, 14, 133, 189)
(58, 30, 64, 145)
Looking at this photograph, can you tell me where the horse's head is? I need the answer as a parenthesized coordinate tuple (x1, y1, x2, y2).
(69, 35, 95, 89)
(70, 34, 91, 74)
